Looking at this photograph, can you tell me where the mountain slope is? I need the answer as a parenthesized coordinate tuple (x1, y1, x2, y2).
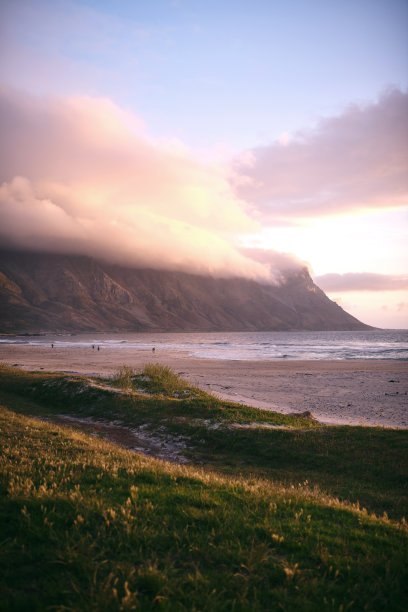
(0, 250, 371, 332)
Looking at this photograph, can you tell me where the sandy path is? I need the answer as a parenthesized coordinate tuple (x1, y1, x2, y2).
(1, 344, 407, 428)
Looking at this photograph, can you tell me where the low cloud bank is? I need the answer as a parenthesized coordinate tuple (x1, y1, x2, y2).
(315, 272, 408, 292)
(234, 88, 408, 222)
(0, 88, 277, 280)
(239, 247, 306, 283)
(1, 88, 406, 287)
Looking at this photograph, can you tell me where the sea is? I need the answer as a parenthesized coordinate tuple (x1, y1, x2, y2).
(1, 329, 407, 361)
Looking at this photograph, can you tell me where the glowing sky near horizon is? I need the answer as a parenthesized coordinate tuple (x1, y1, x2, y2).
(0, 0, 407, 328)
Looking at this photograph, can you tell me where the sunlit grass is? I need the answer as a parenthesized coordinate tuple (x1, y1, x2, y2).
(1, 406, 407, 611)
(0, 364, 407, 519)
(110, 362, 203, 399)
(0, 364, 408, 609)
(112, 364, 135, 392)
(140, 362, 194, 396)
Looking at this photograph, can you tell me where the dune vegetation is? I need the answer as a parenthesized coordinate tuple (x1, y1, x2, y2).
(0, 363, 407, 611)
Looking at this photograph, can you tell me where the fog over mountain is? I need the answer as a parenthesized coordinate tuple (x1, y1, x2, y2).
(1, 89, 406, 293)
(0, 89, 283, 282)
(0, 250, 370, 333)
(1, 89, 399, 331)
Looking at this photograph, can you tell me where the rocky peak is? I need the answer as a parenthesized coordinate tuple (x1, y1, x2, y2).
(0, 249, 372, 333)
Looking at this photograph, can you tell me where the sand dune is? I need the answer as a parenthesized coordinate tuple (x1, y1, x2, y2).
(1, 343, 407, 428)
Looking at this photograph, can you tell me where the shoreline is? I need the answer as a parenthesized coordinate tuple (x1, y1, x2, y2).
(1, 344, 407, 429)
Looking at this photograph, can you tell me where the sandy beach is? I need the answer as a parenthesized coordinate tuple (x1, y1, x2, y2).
(1, 343, 407, 428)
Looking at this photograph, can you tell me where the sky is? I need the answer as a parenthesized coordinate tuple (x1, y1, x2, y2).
(0, 0, 407, 328)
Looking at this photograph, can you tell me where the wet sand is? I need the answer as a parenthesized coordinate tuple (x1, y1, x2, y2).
(1, 344, 407, 428)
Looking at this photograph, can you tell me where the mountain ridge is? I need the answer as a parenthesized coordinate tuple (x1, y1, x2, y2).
(0, 249, 372, 333)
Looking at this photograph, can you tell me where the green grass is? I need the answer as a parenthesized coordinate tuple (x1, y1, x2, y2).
(0, 365, 406, 520)
(138, 363, 197, 397)
(112, 362, 209, 398)
(0, 364, 407, 610)
(112, 364, 136, 392)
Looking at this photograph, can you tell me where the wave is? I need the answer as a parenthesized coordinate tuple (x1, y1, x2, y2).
(1, 330, 407, 361)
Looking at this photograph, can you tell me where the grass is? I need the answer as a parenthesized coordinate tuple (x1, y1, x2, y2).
(0, 364, 407, 610)
(112, 363, 206, 397)
(112, 364, 136, 392)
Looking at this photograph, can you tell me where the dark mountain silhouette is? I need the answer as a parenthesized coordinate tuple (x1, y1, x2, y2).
(0, 250, 371, 333)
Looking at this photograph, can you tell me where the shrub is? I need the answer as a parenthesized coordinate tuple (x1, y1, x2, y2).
(112, 365, 135, 392)
(140, 363, 187, 396)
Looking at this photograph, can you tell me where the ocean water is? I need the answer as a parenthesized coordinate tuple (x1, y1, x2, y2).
(1, 329, 407, 361)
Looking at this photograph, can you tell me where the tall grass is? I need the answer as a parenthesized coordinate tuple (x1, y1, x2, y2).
(0, 365, 407, 520)
(112, 364, 135, 392)
(1, 406, 407, 611)
(140, 362, 191, 396)
(111, 362, 198, 397)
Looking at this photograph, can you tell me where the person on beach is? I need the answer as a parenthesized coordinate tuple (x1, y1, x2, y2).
(152, 347, 155, 353)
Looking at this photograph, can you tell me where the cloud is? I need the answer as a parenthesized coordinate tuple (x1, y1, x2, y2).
(314, 272, 408, 292)
(0, 88, 277, 280)
(239, 247, 305, 282)
(233, 88, 408, 221)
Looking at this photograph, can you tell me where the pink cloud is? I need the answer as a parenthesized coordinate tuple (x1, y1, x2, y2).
(233, 88, 408, 221)
(0, 89, 273, 280)
(239, 246, 306, 283)
(314, 272, 408, 292)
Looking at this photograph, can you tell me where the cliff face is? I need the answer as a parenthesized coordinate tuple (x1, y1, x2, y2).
(0, 250, 371, 333)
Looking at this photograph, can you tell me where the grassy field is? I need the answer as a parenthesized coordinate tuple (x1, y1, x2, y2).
(0, 364, 407, 610)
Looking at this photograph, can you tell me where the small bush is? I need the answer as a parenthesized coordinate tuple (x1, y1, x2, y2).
(112, 365, 135, 392)
(140, 363, 188, 396)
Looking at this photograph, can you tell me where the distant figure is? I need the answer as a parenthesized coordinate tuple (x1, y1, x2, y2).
(51, 343, 54, 348)
(152, 347, 155, 353)
(97, 346, 100, 351)
(92, 345, 95, 350)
